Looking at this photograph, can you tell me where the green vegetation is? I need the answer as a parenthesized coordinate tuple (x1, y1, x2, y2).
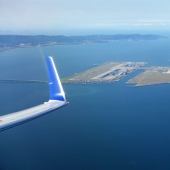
(0, 34, 166, 52)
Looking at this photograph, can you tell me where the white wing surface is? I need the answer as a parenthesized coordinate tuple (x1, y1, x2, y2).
(0, 56, 68, 132)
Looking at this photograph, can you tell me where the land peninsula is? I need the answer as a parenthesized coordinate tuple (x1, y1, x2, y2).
(0, 34, 166, 52)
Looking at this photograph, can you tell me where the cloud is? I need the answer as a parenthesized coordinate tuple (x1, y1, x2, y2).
(92, 20, 170, 29)
(1, 0, 170, 31)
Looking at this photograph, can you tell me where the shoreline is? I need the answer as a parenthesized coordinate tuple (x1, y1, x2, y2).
(0, 34, 166, 53)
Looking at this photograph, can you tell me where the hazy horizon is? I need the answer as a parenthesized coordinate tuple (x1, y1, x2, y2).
(1, 0, 170, 35)
(0, 29, 170, 37)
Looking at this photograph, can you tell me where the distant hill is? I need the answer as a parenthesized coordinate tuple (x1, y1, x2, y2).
(0, 34, 166, 52)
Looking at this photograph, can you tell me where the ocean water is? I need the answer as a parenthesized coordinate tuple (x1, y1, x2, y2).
(0, 36, 170, 170)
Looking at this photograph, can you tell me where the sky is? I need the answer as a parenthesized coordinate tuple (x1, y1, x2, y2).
(1, 0, 170, 35)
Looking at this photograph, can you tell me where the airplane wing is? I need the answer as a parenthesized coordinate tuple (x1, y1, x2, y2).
(0, 56, 68, 132)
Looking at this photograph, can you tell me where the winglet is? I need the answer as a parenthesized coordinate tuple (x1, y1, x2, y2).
(46, 56, 66, 102)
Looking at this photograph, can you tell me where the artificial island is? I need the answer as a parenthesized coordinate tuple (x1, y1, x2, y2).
(62, 63, 170, 86)
(62, 62, 147, 83)
(127, 66, 170, 86)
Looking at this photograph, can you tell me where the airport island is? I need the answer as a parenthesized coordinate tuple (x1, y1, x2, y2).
(62, 62, 147, 83)
(62, 63, 170, 86)
(127, 66, 170, 86)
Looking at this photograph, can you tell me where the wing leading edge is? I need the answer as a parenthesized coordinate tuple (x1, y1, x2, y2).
(0, 56, 68, 132)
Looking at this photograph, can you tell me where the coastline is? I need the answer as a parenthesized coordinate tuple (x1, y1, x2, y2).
(0, 34, 166, 53)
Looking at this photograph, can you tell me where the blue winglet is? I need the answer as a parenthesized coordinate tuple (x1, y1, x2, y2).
(46, 56, 66, 101)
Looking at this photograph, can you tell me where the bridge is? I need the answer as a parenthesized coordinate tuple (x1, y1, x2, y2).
(0, 79, 48, 83)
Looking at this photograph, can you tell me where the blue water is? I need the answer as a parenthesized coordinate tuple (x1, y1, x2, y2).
(0, 35, 170, 170)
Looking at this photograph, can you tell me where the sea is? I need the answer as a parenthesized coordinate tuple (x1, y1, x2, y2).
(0, 32, 170, 170)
